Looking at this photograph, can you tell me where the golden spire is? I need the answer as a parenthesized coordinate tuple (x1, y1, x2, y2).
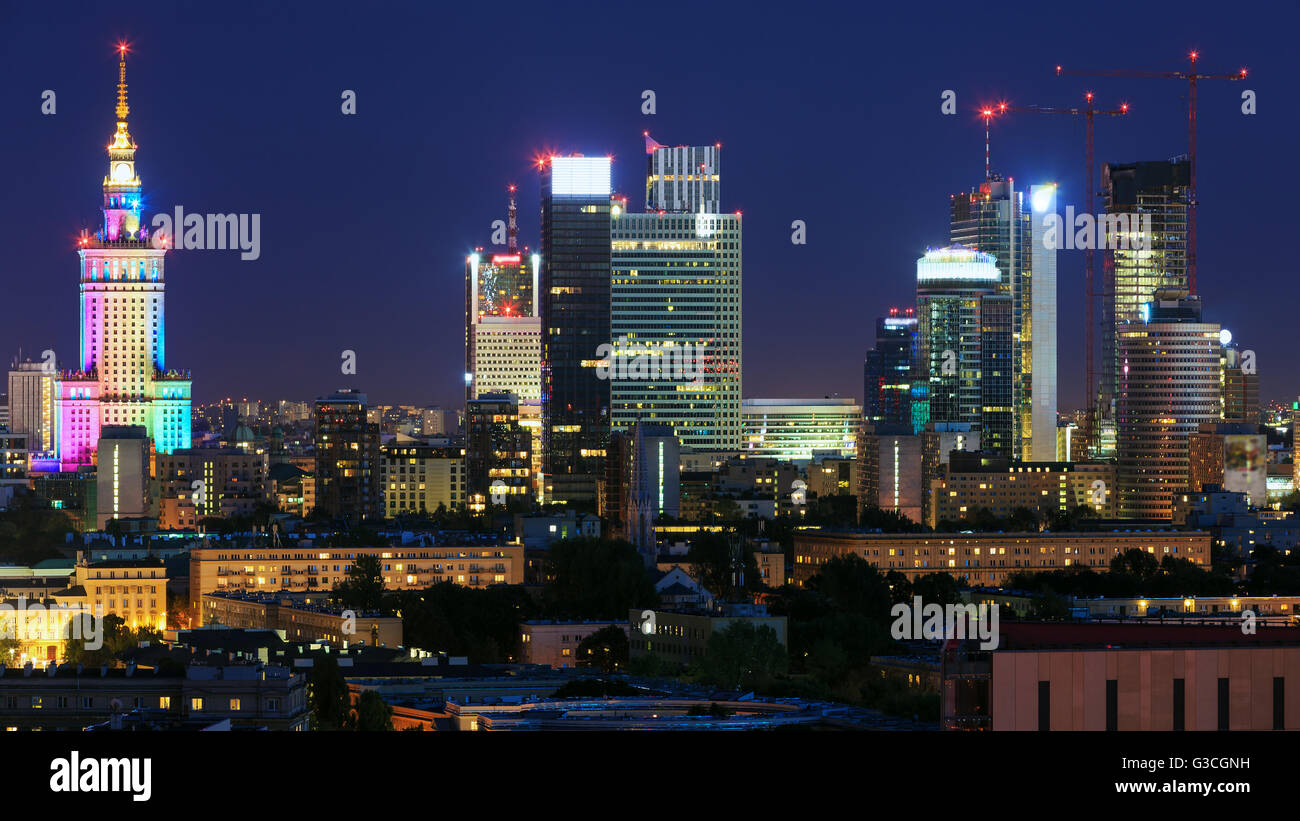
(115, 43, 129, 120)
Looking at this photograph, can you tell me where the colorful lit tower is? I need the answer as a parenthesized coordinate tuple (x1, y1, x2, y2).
(55, 46, 191, 470)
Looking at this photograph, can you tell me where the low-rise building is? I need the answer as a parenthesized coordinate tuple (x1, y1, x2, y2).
(629, 604, 787, 669)
(793, 529, 1212, 587)
(0, 660, 308, 731)
(520, 621, 629, 669)
(188, 544, 525, 622)
(942, 622, 1300, 731)
(201, 591, 403, 647)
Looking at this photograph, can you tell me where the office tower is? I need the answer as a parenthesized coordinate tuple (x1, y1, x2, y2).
(950, 175, 1036, 458)
(1117, 290, 1220, 519)
(96, 425, 151, 529)
(156, 447, 269, 529)
(7, 359, 58, 456)
(56, 50, 192, 470)
(915, 245, 1000, 444)
(1099, 159, 1190, 436)
(1220, 334, 1259, 424)
(624, 422, 681, 562)
(863, 309, 917, 429)
(1028, 184, 1059, 461)
(741, 398, 861, 463)
(420, 407, 446, 437)
(540, 155, 613, 505)
(465, 188, 542, 402)
(314, 389, 382, 522)
(644, 135, 720, 213)
(979, 294, 1014, 457)
(610, 138, 742, 452)
(465, 392, 533, 509)
(379, 443, 465, 515)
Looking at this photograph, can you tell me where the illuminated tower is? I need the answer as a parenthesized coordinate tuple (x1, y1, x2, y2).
(55, 46, 191, 471)
(464, 187, 541, 403)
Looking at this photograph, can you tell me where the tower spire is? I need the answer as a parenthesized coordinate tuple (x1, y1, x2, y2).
(115, 43, 129, 121)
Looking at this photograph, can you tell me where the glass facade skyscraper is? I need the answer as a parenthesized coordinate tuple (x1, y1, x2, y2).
(863, 308, 917, 431)
(915, 245, 1001, 448)
(610, 139, 741, 452)
(1100, 159, 1190, 440)
(950, 175, 1034, 459)
(540, 156, 613, 505)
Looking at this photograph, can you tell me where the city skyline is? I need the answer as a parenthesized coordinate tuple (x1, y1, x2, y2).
(0, 7, 1288, 415)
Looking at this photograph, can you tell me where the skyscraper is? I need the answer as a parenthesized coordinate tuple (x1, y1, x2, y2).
(915, 245, 1001, 446)
(1220, 334, 1259, 424)
(609, 137, 742, 452)
(540, 156, 613, 505)
(465, 187, 542, 402)
(1117, 290, 1220, 520)
(1027, 183, 1058, 462)
(56, 49, 191, 470)
(863, 309, 916, 430)
(950, 175, 1034, 458)
(1099, 159, 1190, 439)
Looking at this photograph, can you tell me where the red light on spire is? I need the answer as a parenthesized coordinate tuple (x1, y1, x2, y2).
(1240, 68, 1248, 78)
(1085, 91, 1094, 102)
(1189, 50, 1198, 61)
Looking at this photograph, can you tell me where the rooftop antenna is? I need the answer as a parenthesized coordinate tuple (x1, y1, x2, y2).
(507, 184, 518, 253)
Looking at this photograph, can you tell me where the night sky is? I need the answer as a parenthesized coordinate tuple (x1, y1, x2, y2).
(1, 1, 1293, 412)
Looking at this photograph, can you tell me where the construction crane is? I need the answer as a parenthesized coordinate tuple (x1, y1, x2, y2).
(1056, 52, 1248, 295)
(992, 96, 1128, 433)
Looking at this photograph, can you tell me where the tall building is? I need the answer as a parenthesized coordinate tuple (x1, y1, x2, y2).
(540, 156, 613, 505)
(915, 245, 1000, 443)
(1117, 290, 1221, 519)
(7, 359, 58, 457)
(863, 309, 917, 430)
(95, 425, 151, 529)
(56, 49, 192, 470)
(465, 188, 542, 403)
(1220, 334, 1259, 424)
(314, 390, 382, 522)
(741, 398, 860, 463)
(643, 135, 720, 213)
(1027, 184, 1059, 462)
(1099, 159, 1190, 436)
(950, 175, 1041, 459)
(610, 138, 742, 452)
(465, 392, 533, 509)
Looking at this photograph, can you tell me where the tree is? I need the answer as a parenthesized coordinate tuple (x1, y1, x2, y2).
(308, 654, 353, 731)
(541, 538, 658, 620)
(333, 554, 385, 613)
(390, 582, 536, 663)
(347, 690, 394, 731)
(701, 621, 788, 691)
(686, 532, 763, 601)
(576, 625, 629, 673)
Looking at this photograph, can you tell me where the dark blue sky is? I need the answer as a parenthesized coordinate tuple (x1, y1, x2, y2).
(1, 1, 1294, 411)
